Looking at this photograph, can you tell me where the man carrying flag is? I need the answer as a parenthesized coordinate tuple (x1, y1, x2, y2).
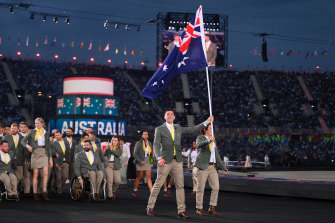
(144, 6, 214, 219)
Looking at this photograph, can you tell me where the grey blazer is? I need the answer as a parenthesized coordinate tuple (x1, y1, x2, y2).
(0, 150, 15, 174)
(51, 139, 71, 166)
(134, 140, 153, 166)
(74, 150, 105, 178)
(74, 143, 84, 156)
(195, 134, 226, 170)
(206, 41, 217, 66)
(104, 148, 122, 170)
(4, 134, 27, 165)
(21, 129, 51, 157)
(153, 122, 205, 164)
(66, 137, 78, 163)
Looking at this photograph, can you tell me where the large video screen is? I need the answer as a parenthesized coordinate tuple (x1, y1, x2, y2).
(161, 30, 226, 67)
(63, 77, 114, 96)
(57, 96, 118, 116)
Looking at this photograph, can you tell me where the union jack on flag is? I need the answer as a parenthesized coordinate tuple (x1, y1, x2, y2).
(76, 97, 81, 107)
(105, 99, 116, 108)
(83, 97, 91, 107)
(57, 98, 64, 108)
(142, 5, 207, 100)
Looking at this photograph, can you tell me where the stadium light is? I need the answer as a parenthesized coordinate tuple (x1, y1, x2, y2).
(158, 62, 163, 66)
(36, 53, 40, 57)
(141, 62, 145, 66)
(72, 56, 77, 60)
(0, 53, 3, 57)
(124, 60, 128, 64)
(90, 57, 94, 62)
(54, 54, 59, 59)
(107, 59, 111, 63)
(17, 51, 22, 56)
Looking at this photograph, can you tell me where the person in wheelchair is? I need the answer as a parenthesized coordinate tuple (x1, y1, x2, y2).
(0, 140, 18, 200)
(75, 140, 106, 200)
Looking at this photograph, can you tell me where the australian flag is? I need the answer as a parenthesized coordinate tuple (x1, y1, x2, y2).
(142, 5, 208, 100)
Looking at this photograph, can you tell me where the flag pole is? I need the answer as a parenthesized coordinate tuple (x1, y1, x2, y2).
(205, 66, 214, 137)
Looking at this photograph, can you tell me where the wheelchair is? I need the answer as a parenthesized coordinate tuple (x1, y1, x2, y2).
(0, 179, 20, 202)
(70, 176, 106, 202)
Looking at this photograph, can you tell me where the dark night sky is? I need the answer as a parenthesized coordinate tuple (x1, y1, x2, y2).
(0, 0, 334, 71)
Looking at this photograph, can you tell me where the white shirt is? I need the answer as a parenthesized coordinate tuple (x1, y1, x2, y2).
(35, 128, 46, 146)
(109, 152, 115, 162)
(205, 135, 216, 163)
(182, 149, 198, 164)
(0, 151, 11, 164)
(122, 144, 131, 158)
(223, 156, 229, 165)
(85, 150, 94, 165)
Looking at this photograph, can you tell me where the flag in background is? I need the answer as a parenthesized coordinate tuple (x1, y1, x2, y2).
(98, 43, 102, 52)
(71, 40, 75, 47)
(44, 36, 48, 45)
(268, 49, 275, 55)
(279, 49, 284, 56)
(50, 37, 57, 46)
(250, 48, 258, 55)
(115, 46, 119, 54)
(312, 50, 318, 56)
(142, 5, 207, 100)
(305, 51, 310, 59)
(79, 41, 84, 49)
(83, 97, 103, 115)
(88, 41, 92, 50)
(321, 50, 328, 56)
(35, 40, 39, 47)
(26, 35, 29, 46)
(104, 43, 109, 51)
(286, 49, 292, 56)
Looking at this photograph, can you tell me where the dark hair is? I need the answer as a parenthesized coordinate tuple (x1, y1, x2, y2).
(81, 132, 89, 139)
(55, 130, 62, 134)
(19, 122, 28, 127)
(0, 123, 3, 128)
(83, 140, 92, 145)
(67, 127, 74, 132)
(87, 127, 94, 130)
(164, 108, 175, 115)
(141, 130, 149, 140)
(200, 123, 211, 135)
(0, 140, 9, 145)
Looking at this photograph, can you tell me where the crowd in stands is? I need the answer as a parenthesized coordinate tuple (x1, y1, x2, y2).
(0, 57, 334, 168)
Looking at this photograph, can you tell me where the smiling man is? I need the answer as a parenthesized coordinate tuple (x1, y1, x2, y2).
(146, 109, 213, 219)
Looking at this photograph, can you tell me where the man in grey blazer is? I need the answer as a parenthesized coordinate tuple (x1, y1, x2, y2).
(147, 109, 213, 219)
(205, 32, 217, 66)
(75, 140, 105, 200)
(74, 133, 90, 156)
(167, 33, 181, 54)
(51, 131, 71, 197)
(195, 124, 229, 216)
(4, 123, 26, 188)
(0, 140, 18, 199)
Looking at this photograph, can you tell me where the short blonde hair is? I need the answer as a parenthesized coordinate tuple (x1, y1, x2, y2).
(35, 117, 45, 125)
